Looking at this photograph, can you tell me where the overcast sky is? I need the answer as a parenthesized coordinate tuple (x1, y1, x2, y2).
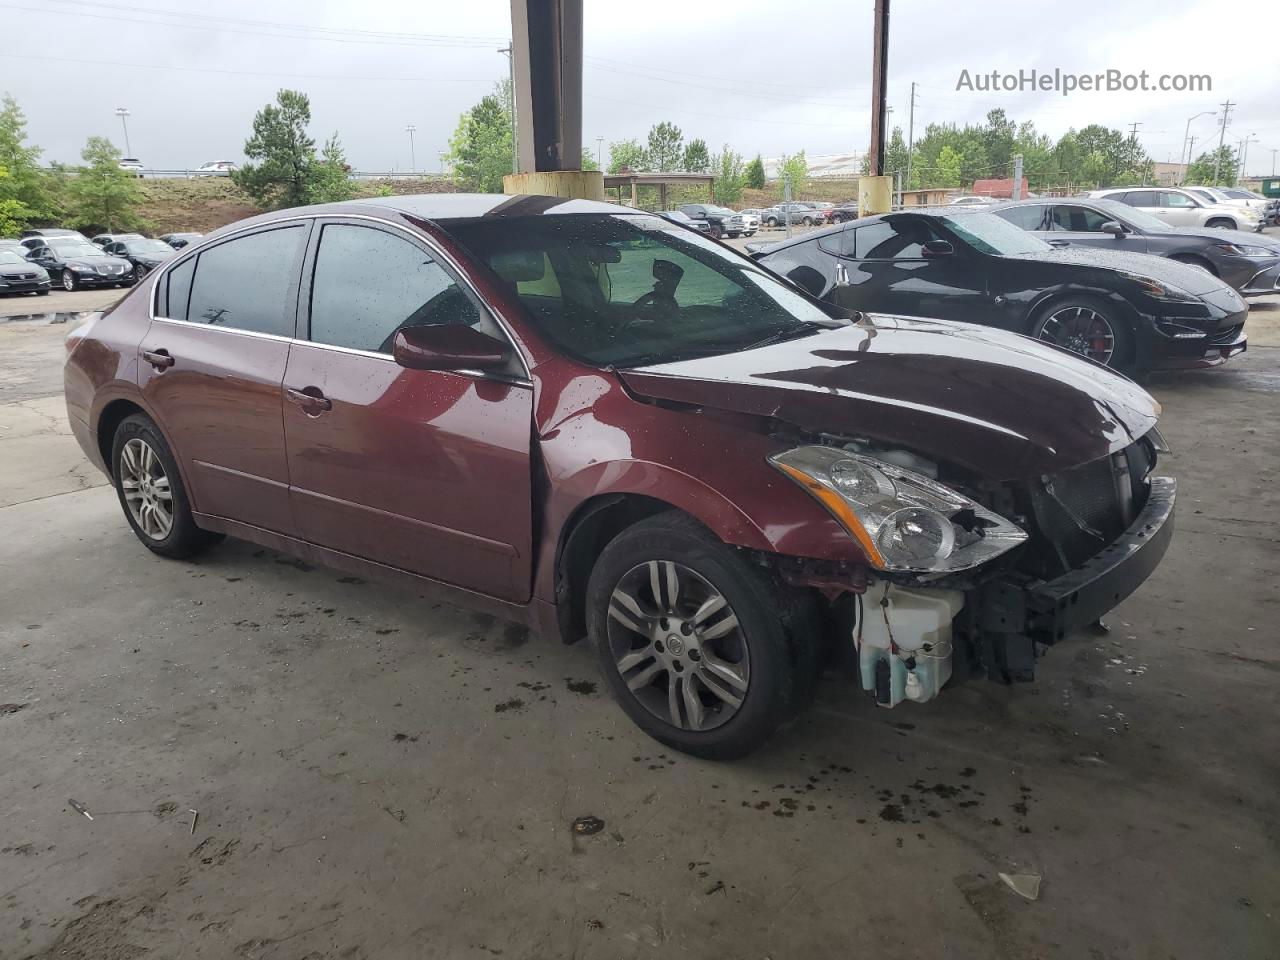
(5, 0, 1278, 176)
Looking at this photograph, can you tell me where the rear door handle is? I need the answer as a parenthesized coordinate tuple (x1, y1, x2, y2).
(142, 348, 175, 369)
(286, 386, 332, 414)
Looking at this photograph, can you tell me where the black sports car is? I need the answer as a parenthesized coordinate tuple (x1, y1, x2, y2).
(103, 237, 177, 278)
(753, 208, 1247, 373)
(992, 197, 1280, 298)
(0, 249, 51, 295)
(21, 235, 134, 291)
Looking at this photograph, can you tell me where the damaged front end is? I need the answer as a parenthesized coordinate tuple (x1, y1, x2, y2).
(771, 429, 1175, 706)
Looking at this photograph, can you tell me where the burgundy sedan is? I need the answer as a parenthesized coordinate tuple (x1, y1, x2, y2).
(64, 195, 1175, 758)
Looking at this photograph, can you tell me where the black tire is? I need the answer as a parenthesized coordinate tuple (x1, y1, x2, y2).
(587, 512, 814, 760)
(62, 269, 78, 292)
(36, 289, 49, 296)
(111, 413, 222, 559)
(709, 225, 723, 239)
(1205, 218, 1235, 230)
(1170, 254, 1217, 276)
(765, 217, 778, 227)
(1030, 295, 1135, 371)
(801, 216, 814, 226)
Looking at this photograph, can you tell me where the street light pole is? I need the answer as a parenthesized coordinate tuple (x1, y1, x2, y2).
(405, 124, 417, 174)
(498, 44, 517, 176)
(1181, 110, 1215, 182)
(114, 107, 132, 157)
(596, 136, 603, 169)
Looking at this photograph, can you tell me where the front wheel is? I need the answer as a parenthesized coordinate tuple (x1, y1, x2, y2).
(801, 216, 814, 226)
(1205, 218, 1235, 230)
(1031, 297, 1133, 370)
(765, 217, 778, 227)
(587, 513, 811, 760)
(62, 270, 78, 292)
(111, 414, 222, 559)
(709, 225, 723, 239)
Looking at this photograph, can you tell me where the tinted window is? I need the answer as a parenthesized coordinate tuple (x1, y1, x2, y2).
(1121, 191, 1158, 207)
(185, 226, 305, 335)
(995, 205, 1048, 230)
(163, 257, 196, 320)
(854, 219, 939, 258)
(1158, 191, 1197, 209)
(308, 224, 481, 353)
(1049, 205, 1112, 231)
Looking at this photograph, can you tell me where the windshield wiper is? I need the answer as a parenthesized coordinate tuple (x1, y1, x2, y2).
(732, 324, 824, 352)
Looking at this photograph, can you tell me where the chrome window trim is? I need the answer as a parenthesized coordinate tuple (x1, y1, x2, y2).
(151, 316, 295, 344)
(146, 210, 531, 383)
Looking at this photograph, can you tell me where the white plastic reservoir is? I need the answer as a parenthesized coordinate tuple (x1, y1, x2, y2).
(857, 579, 964, 707)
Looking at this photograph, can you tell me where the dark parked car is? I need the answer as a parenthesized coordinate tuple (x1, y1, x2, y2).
(0, 249, 51, 295)
(829, 203, 861, 223)
(104, 237, 178, 278)
(65, 194, 1175, 758)
(658, 210, 711, 234)
(992, 197, 1280, 298)
(22, 235, 134, 291)
(20, 227, 83, 240)
(91, 232, 144, 248)
(754, 208, 1247, 373)
(159, 232, 204, 249)
(678, 204, 746, 239)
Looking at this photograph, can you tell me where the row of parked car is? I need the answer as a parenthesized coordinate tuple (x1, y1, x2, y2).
(0, 228, 203, 295)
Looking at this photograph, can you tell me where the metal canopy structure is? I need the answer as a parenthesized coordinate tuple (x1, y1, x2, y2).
(602, 171, 716, 208)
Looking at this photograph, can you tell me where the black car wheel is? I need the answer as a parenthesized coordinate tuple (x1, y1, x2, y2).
(765, 217, 778, 227)
(36, 289, 49, 296)
(801, 216, 814, 226)
(1031, 297, 1132, 369)
(62, 270, 78, 292)
(587, 513, 815, 760)
(111, 413, 222, 559)
(709, 225, 723, 239)
(1205, 218, 1236, 230)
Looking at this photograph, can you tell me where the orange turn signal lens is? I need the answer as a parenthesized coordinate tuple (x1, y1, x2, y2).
(774, 461, 885, 568)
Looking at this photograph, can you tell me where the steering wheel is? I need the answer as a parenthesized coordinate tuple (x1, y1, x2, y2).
(614, 290, 680, 336)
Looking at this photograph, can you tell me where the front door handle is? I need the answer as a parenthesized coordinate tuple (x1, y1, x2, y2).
(286, 386, 332, 415)
(142, 348, 175, 370)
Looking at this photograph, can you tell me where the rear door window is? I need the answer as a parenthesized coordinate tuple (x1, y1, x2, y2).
(162, 257, 196, 320)
(1120, 191, 1158, 207)
(184, 225, 306, 336)
(853, 219, 939, 259)
(995, 205, 1049, 230)
(1049, 205, 1112, 231)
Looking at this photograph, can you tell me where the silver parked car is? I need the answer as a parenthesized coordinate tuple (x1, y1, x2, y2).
(1086, 187, 1264, 232)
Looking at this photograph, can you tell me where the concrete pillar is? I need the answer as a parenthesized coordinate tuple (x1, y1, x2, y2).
(858, 175, 893, 216)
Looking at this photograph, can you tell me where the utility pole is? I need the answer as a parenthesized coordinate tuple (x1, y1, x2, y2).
(596, 136, 603, 169)
(405, 124, 417, 174)
(114, 107, 132, 157)
(1271, 148, 1277, 176)
(1237, 133, 1257, 182)
(1213, 100, 1234, 184)
(867, 0, 890, 176)
(1127, 122, 1141, 140)
(1011, 153, 1024, 201)
(499, 44, 518, 176)
(1180, 111, 1215, 183)
(1185, 134, 1198, 179)
(905, 81, 917, 191)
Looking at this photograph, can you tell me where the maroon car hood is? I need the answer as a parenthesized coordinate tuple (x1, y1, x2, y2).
(618, 315, 1160, 481)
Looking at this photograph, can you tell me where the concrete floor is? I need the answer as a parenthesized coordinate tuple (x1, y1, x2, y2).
(2, 288, 1279, 959)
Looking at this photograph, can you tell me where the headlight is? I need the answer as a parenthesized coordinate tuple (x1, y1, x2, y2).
(1119, 271, 1199, 303)
(1215, 243, 1275, 257)
(72, 264, 94, 272)
(770, 447, 1027, 573)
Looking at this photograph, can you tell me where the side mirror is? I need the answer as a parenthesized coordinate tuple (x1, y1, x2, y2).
(1047, 238, 1070, 248)
(392, 324, 511, 373)
(1100, 220, 1126, 237)
(921, 240, 954, 258)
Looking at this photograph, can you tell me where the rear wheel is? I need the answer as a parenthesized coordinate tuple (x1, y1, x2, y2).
(587, 513, 810, 760)
(111, 414, 221, 559)
(1031, 296, 1133, 370)
(765, 217, 778, 227)
(1205, 218, 1235, 230)
(801, 216, 814, 226)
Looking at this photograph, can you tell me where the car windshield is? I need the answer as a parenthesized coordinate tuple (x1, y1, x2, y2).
(448, 213, 842, 367)
(1090, 198, 1169, 231)
(0, 251, 24, 264)
(124, 239, 173, 255)
(706, 206, 736, 216)
(939, 213, 1050, 255)
(47, 238, 105, 257)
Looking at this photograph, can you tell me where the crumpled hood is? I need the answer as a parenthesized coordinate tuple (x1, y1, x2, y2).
(618, 315, 1160, 481)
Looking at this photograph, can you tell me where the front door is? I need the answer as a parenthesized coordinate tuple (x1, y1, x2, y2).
(1043, 204, 1152, 254)
(139, 222, 310, 533)
(282, 220, 534, 602)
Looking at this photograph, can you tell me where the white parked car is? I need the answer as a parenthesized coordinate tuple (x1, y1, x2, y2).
(194, 161, 237, 176)
(117, 158, 144, 177)
(948, 195, 999, 206)
(1087, 187, 1264, 232)
(735, 211, 761, 235)
(1185, 185, 1268, 215)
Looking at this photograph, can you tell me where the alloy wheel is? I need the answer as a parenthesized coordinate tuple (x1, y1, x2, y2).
(606, 560, 750, 732)
(1038, 305, 1116, 365)
(119, 438, 174, 540)
(62, 270, 76, 291)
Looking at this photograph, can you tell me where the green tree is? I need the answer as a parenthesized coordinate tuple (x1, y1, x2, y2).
(445, 81, 514, 193)
(981, 108, 1016, 175)
(885, 127, 910, 180)
(306, 133, 356, 204)
(233, 90, 317, 208)
(777, 151, 808, 195)
(0, 166, 33, 235)
(580, 148, 599, 171)
(65, 137, 144, 231)
(744, 154, 766, 190)
(936, 145, 963, 187)
(1186, 146, 1238, 186)
(646, 122, 684, 172)
(0, 94, 58, 226)
(607, 138, 647, 173)
(711, 145, 744, 206)
(682, 138, 710, 173)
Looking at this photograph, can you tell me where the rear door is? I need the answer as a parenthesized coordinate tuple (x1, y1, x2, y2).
(140, 221, 310, 534)
(1155, 189, 1202, 227)
(282, 219, 534, 602)
(1119, 190, 1163, 221)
